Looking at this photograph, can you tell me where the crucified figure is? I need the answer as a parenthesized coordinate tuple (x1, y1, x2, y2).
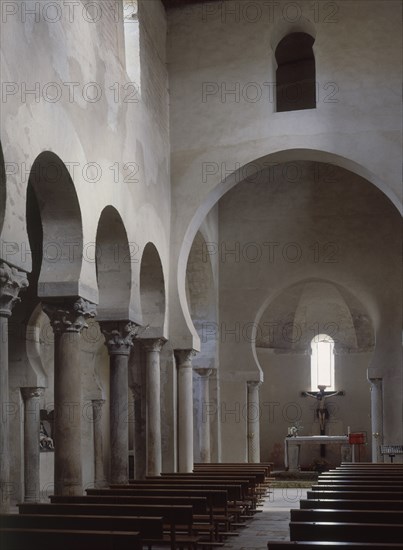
(302, 385, 344, 435)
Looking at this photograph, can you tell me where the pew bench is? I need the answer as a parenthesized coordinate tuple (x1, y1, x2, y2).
(267, 542, 403, 549)
(0, 513, 161, 540)
(300, 498, 403, 510)
(307, 490, 403, 500)
(289, 521, 403, 543)
(109, 484, 247, 538)
(18, 502, 199, 550)
(0, 527, 142, 550)
(312, 484, 403, 492)
(119, 482, 247, 524)
(49, 494, 217, 546)
(86, 488, 229, 542)
(290, 508, 403, 524)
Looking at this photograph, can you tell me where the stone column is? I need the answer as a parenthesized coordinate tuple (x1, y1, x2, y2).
(368, 377, 383, 462)
(20, 387, 45, 502)
(43, 298, 96, 496)
(142, 338, 166, 476)
(130, 382, 146, 479)
(0, 261, 28, 512)
(247, 381, 262, 463)
(101, 322, 140, 484)
(195, 368, 213, 463)
(175, 350, 196, 472)
(91, 399, 107, 488)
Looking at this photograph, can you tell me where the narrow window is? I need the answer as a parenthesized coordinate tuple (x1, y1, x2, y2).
(123, 0, 141, 90)
(311, 334, 335, 391)
(275, 32, 316, 112)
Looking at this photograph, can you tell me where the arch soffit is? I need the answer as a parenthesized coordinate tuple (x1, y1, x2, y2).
(177, 149, 401, 347)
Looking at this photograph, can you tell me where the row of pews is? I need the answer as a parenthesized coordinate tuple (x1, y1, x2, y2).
(266, 461, 403, 550)
(0, 462, 274, 549)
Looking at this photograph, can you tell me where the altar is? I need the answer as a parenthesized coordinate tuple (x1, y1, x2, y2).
(284, 435, 349, 470)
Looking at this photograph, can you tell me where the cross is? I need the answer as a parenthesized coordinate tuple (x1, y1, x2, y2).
(301, 385, 345, 434)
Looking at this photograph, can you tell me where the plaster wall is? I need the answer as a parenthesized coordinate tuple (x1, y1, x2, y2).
(2, 0, 171, 498)
(257, 349, 372, 468)
(1, 0, 171, 319)
(167, 0, 402, 348)
(217, 161, 401, 461)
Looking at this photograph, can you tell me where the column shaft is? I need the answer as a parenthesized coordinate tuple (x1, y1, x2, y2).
(247, 381, 261, 463)
(21, 388, 44, 502)
(92, 399, 107, 488)
(110, 354, 129, 483)
(143, 339, 166, 476)
(370, 378, 383, 462)
(0, 316, 10, 512)
(0, 261, 28, 511)
(195, 368, 213, 463)
(43, 298, 96, 496)
(54, 330, 83, 494)
(130, 383, 146, 480)
(175, 350, 196, 472)
(102, 322, 140, 484)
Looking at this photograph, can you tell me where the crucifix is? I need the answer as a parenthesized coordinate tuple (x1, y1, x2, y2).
(301, 385, 345, 456)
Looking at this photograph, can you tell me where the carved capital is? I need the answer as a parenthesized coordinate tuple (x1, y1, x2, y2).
(0, 261, 29, 317)
(174, 349, 197, 369)
(195, 368, 213, 378)
(247, 380, 262, 390)
(142, 337, 167, 353)
(101, 321, 141, 356)
(20, 387, 45, 401)
(42, 298, 97, 334)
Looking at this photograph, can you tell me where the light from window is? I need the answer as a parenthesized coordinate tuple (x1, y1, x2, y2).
(310, 334, 335, 391)
(123, 0, 141, 90)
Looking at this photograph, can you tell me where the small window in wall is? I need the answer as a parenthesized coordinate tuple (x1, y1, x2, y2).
(275, 32, 316, 112)
(311, 334, 335, 391)
(123, 0, 141, 90)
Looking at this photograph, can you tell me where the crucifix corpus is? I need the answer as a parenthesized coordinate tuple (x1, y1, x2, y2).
(301, 385, 344, 434)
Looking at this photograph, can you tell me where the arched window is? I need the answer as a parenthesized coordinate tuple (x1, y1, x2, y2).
(310, 334, 335, 391)
(275, 32, 316, 112)
(123, 0, 141, 90)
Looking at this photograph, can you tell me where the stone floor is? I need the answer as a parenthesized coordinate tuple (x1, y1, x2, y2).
(221, 488, 308, 550)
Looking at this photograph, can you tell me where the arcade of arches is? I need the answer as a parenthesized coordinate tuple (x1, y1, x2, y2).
(0, 0, 401, 511)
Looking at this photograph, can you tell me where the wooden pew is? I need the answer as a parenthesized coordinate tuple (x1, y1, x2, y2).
(307, 490, 403, 500)
(49, 494, 217, 545)
(290, 508, 403, 524)
(334, 474, 403, 478)
(267, 542, 403, 549)
(317, 479, 403, 485)
(0, 528, 142, 550)
(311, 488, 403, 498)
(18, 503, 198, 550)
(300, 498, 403, 510)
(108, 484, 246, 536)
(289, 521, 403, 543)
(0, 513, 161, 540)
(275, 464, 403, 550)
(120, 481, 247, 518)
(149, 474, 262, 510)
(86, 487, 230, 539)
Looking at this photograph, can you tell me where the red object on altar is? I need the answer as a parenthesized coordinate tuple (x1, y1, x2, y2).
(349, 432, 366, 445)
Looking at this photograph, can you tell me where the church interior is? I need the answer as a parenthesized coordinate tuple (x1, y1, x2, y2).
(0, 0, 402, 547)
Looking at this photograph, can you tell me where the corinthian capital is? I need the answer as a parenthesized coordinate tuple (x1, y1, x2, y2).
(20, 387, 45, 401)
(42, 298, 97, 334)
(0, 261, 29, 317)
(174, 349, 197, 368)
(142, 337, 167, 353)
(101, 321, 141, 356)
